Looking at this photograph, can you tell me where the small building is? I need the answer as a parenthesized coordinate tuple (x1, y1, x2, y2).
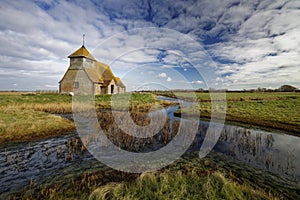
(59, 45, 126, 95)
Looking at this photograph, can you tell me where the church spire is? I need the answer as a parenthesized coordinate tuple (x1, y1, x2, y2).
(82, 33, 85, 46)
(68, 44, 96, 61)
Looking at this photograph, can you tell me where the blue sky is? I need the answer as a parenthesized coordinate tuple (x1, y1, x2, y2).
(0, 0, 299, 91)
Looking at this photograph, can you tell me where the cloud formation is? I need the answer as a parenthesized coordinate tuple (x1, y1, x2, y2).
(0, 0, 299, 90)
(157, 73, 167, 78)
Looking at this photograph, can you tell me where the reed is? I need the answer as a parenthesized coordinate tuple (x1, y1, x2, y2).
(95, 111, 180, 151)
(0, 92, 174, 144)
(0, 109, 75, 144)
(7, 151, 299, 200)
(89, 169, 278, 200)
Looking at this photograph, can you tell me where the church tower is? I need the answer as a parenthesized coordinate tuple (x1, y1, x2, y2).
(59, 36, 126, 95)
(68, 45, 96, 69)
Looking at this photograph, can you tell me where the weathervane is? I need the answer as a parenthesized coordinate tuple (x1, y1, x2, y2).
(83, 33, 85, 46)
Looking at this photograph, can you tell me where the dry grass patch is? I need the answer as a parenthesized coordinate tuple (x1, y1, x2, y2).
(0, 109, 75, 144)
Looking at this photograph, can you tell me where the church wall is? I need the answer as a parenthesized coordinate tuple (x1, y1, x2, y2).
(60, 69, 93, 95)
(93, 83, 102, 95)
(69, 58, 83, 69)
(118, 87, 126, 93)
(107, 79, 116, 94)
(83, 58, 95, 68)
(60, 46, 126, 95)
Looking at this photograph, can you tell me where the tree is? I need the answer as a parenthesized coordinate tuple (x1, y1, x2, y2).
(278, 85, 297, 92)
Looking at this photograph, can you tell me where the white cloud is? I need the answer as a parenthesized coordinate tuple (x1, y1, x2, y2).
(207, 2, 300, 89)
(157, 72, 167, 78)
(45, 84, 57, 88)
(166, 77, 172, 82)
(191, 80, 203, 84)
(0, 0, 299, 90)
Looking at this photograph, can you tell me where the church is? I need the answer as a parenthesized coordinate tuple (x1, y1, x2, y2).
(59, 45, 126, 95)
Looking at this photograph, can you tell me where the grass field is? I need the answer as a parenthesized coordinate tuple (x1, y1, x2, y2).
(0, 92, 164, 113)
(2, 92, 299, 199)
(0, 109, 75, 144)
(1, 91, 299, 143)
(0, 92, 167, 144)
(172, 92, 300, 134)
(8, 152, 299, 200)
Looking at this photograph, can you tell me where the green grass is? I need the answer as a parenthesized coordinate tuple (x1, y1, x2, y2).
(0, 93, 72, 113)
(0, 109, 75, 144)
(175, 92, 300, 133)
(9, 152, 299, 200)
(95, 93, 161, 111)
(153, 91, 299, 101)
(0, 92, 170, 144)
(0, 92, 164, 113)
(89, 171, 275, 200)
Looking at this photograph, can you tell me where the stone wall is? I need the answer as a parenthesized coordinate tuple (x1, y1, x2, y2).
(60, 69, 94, 95)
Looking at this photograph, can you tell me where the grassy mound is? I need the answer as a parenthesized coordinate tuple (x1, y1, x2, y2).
(89, 171, 275, 200)
(0, 109, 75, 144)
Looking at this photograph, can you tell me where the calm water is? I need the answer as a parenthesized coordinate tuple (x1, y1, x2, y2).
(0, 96, 299, 194)
(158, 95, 300, 181)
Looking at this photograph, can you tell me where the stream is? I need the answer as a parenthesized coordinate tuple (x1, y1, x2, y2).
(0, 96, 299, 195)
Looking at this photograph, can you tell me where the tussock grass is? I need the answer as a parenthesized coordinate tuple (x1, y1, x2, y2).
(93, 112, 179, 151)
(9, 152, 295, 200)
(0, 93, 168, 114)
(89, 171, 278, 200)
(0, 109, 75, 144)
(16, 102, 73, 114)
(96, 93, 171, 112)
(0, 93, 72, 114)
(153, 91, 298, 102)
(175, 92, 300, 133)
(0, 93, 173, 144)
(0, 94, 74, 143)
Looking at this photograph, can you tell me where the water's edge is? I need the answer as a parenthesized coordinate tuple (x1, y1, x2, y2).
(0, 96, 299, 196)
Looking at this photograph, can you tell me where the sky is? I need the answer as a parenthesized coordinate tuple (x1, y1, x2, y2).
(0, 0, 299, 91)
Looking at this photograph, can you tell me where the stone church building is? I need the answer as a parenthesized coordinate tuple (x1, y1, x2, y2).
(59, 45, 126, 95)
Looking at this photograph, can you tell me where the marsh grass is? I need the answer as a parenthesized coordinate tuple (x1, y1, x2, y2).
(0, 109, 75, 144)
(175, 92, 300, 133)
(89, 171, 276, 200)
(0, 92, 169, 113)
(0, 93, 74, 143)
(96, 93, 172, 112)
(0, 93, 73, 114)
(10, 152, 297, 200)
(0, 92, 171, 144)
(95, 111, 178, 151)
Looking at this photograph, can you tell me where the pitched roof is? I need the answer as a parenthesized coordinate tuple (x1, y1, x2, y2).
(115, 77, 125, 88)
(68, 45, 96, 61)
(84, 67, 104, 83)
(95, 62, 114, 81)
(59, 69, 78, 83)
(61, 46, 125, 89)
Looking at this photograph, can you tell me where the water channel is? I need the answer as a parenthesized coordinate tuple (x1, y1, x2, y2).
(0, 96, 299, 195)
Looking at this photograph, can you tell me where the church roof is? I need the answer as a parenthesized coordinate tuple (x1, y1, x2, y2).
(95, 62, 114, 81)
(84, 67, 104, 83)
(115, 77, 125, 87)
(60, 45, 125, 89)
(68, 45, 96, 61)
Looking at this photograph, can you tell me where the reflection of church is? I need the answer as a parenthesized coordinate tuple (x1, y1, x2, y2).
(59, 45, 125, 94)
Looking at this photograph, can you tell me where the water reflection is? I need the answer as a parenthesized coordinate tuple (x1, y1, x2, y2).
(208, 123, 299, 181)
(159, 95, 300, 182)
(0, 97, 299, 195)
(0, 135, 96, 194)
